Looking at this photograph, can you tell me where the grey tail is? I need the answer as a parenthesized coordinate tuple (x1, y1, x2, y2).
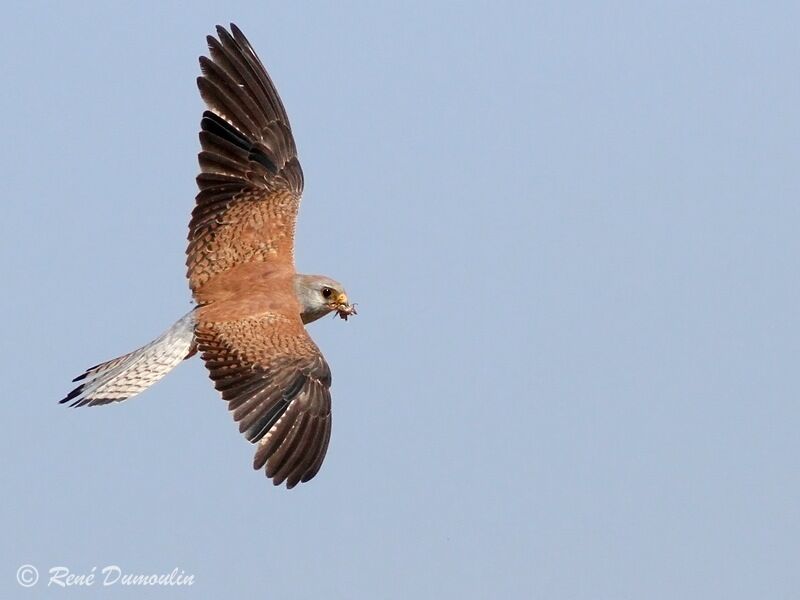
(60, 311, 197, 407)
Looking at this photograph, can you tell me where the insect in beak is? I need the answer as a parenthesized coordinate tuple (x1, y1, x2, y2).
(333, 302, 357, 321)
(327, 292, 356, 320)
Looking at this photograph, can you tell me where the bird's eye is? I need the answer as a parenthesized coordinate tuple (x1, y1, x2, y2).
(321, 287, 333, 299)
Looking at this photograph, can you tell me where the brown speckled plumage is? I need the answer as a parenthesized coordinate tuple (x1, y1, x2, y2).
(195, 315, 332, 488)
(187, 24, 303, 294)
(187, 188, 298, 292)
(188, 24, 335, 487)
(61, 23, 348, 490)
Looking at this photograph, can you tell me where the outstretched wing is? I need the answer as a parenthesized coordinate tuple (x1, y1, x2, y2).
(195, 311, 332, 488)
(187, 23, 304, 295)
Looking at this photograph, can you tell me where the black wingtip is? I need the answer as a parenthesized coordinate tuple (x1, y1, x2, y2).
(59, 385, 84, 405)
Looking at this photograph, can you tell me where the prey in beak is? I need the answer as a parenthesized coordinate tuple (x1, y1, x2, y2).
(331, 292, 357, 321)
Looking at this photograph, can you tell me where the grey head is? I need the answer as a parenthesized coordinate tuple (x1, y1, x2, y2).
(293, 274, 357, 324)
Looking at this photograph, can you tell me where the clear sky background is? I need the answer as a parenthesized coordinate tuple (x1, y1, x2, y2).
(1, 2, 798, 598)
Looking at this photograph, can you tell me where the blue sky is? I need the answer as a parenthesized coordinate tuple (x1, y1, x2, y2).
(2, 2, 799, 598)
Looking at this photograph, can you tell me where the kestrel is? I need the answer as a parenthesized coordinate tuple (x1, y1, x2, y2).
(60, 24, 356, 489)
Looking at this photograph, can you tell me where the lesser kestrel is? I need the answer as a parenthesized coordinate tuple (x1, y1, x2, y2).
(61, 24, 355, 489)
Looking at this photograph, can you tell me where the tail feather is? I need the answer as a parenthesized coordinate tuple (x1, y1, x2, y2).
(61, 311, 197, 407)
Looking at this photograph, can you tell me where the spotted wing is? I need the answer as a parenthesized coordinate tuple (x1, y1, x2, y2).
(195, 312, 333, 488)
(188, 23, 304, 295)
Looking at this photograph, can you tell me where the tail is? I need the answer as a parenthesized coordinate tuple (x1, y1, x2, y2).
(60, 311, 197, 407)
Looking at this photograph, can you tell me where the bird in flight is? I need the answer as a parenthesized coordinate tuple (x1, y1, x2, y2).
(61, 24, 356, 489)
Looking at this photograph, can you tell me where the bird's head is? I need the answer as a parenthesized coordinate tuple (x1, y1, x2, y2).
(293, 274, 357, 324)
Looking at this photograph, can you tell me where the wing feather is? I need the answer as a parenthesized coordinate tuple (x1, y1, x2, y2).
(196, 312, 333, 488)
(188, 24, 304, 296)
